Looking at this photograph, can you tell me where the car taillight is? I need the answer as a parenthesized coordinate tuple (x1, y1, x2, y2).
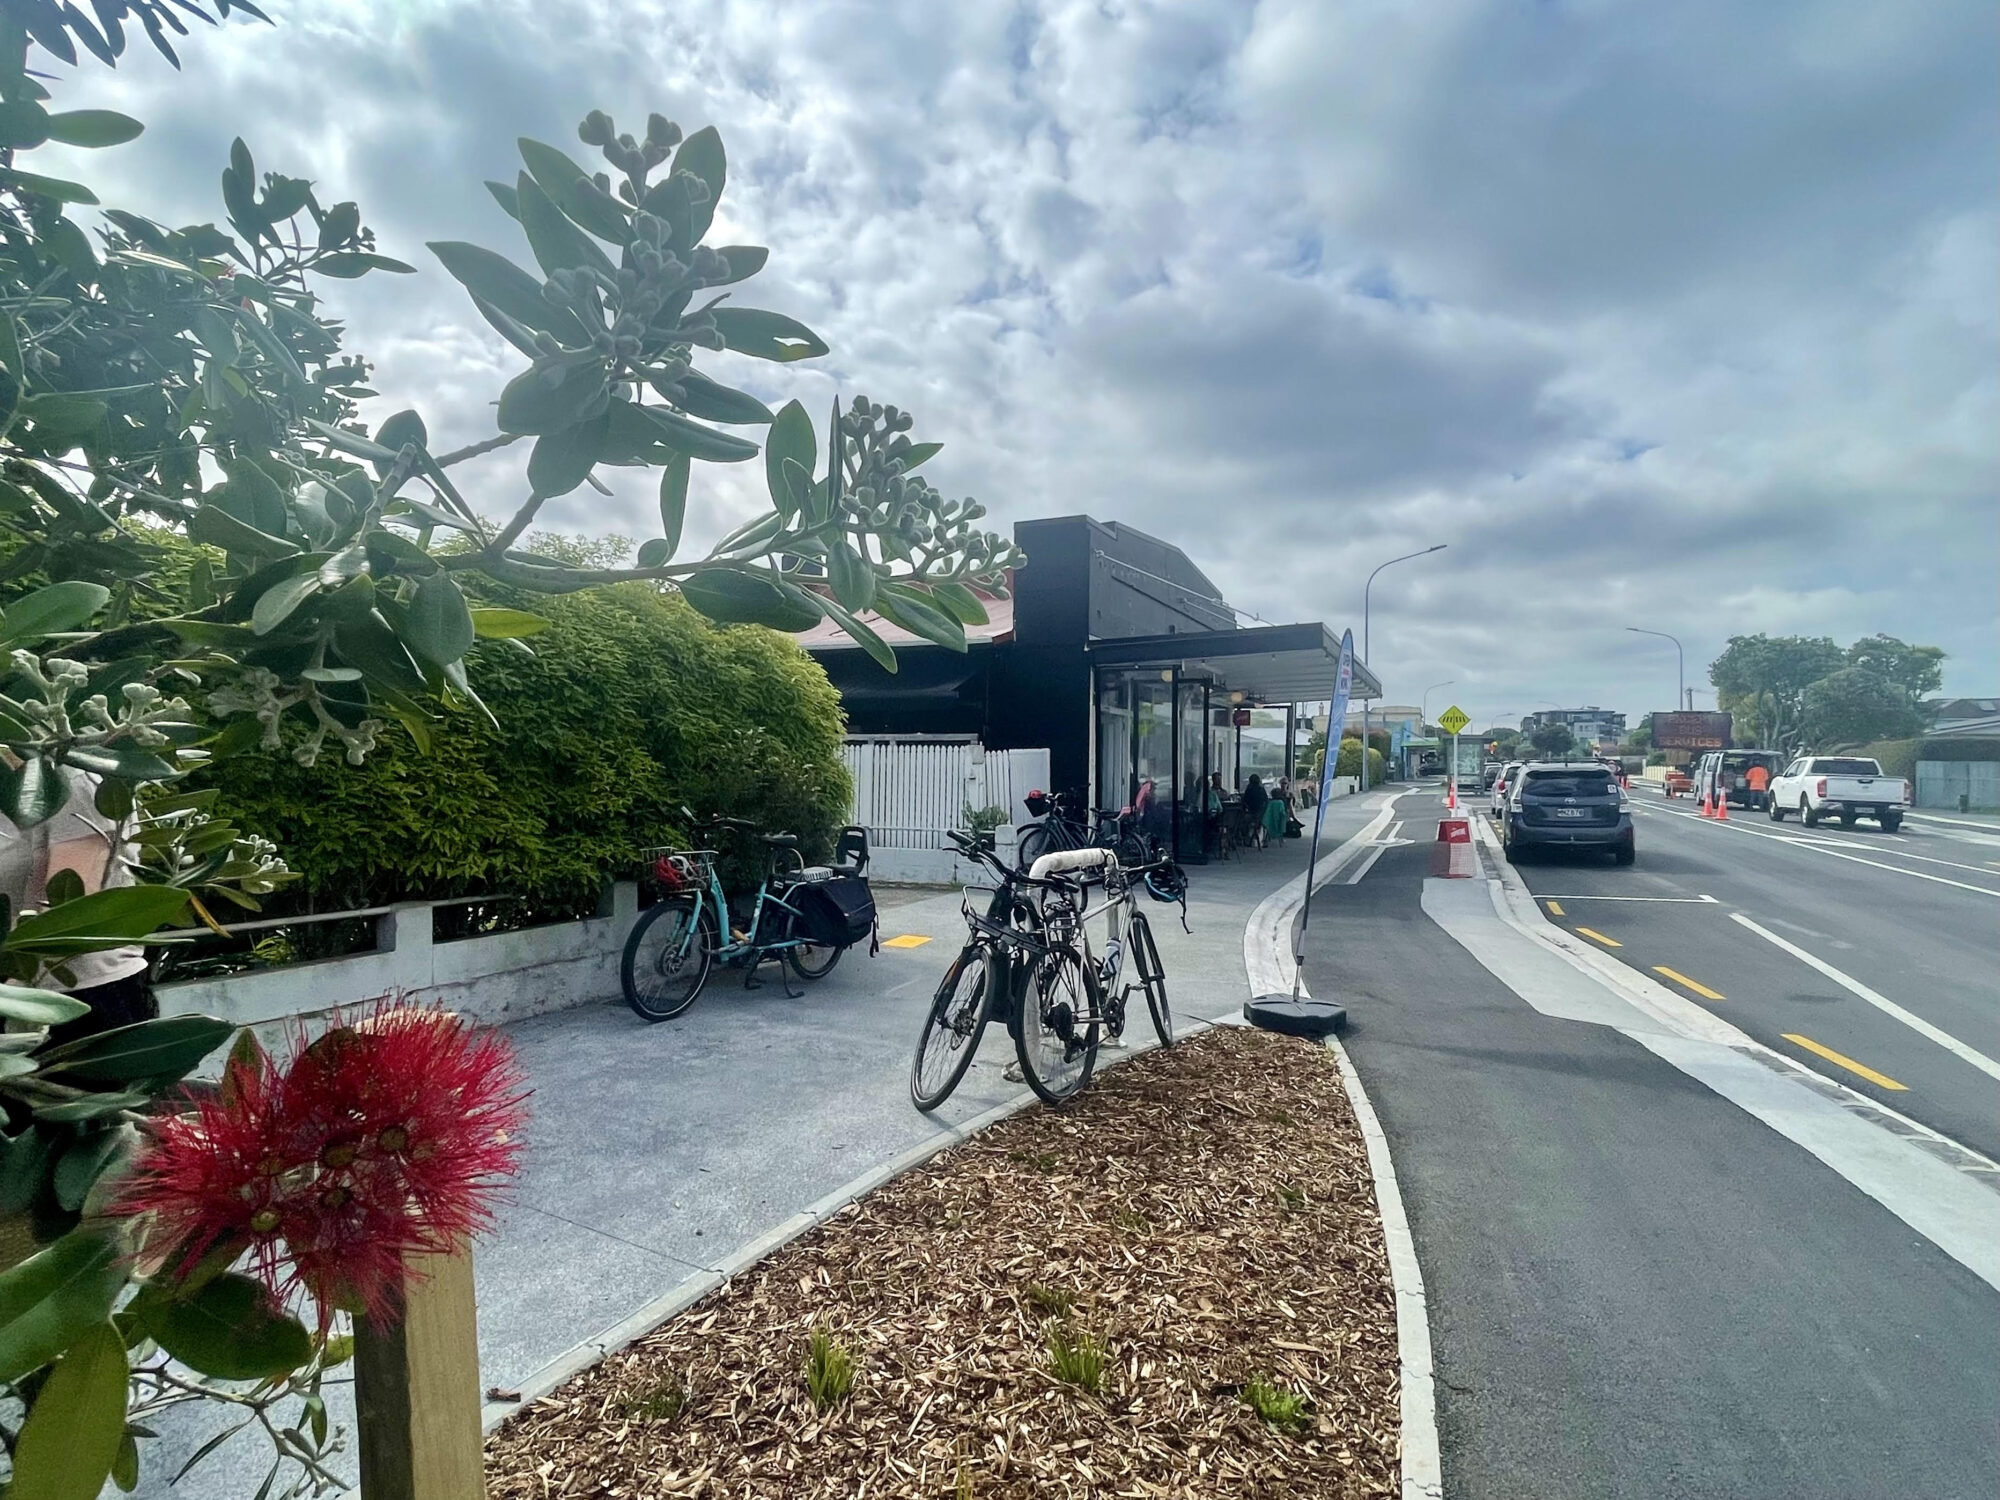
(1816, 778, 1827, 798)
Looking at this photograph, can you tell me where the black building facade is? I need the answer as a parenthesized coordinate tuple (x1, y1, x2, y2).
(808, 515, 1380, 858)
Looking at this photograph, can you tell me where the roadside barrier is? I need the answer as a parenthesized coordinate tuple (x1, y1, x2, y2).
(1432, 816, 1476, 878)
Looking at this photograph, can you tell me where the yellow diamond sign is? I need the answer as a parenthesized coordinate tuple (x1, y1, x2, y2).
(1438, 705, 1471, 736)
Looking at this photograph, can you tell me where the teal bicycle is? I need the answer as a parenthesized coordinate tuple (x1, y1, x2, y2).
(620, 813, 877, 1021)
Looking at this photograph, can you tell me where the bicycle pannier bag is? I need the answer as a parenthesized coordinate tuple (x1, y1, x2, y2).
(799, 873, 877, 949)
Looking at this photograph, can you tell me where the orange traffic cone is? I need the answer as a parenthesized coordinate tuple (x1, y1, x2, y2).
(1714, 791, 1730, 821)
(1698, 790, 1713, 818)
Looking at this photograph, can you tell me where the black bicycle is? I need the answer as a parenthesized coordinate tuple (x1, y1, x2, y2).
(1014, 787, 1149, 872)
(911, 831, 1104, 1110)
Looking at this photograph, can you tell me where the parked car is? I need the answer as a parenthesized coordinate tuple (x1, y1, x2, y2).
(1768, 756, 1909, 831)
(1692, 749, 1785, 811)
(1502, 761, 1635, 864)
(1490, 760, 1526, 817)
(1662, 766, 1693, 797)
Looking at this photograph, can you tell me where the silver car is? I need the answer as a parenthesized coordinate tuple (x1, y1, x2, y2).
(1490, 761, 1525, 817)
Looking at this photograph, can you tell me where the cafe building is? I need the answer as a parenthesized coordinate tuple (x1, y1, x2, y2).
(800, 514, 1381, 861)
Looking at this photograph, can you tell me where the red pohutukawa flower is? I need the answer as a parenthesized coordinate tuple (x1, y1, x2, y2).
(115, 1001, 530, 1325)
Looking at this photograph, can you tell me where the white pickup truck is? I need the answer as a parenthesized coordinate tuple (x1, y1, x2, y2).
(1767, 756, 1909, 831)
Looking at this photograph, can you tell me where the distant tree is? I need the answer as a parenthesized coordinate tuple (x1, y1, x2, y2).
(1843, 635, 1946, 701)
(1530, 722, 1576, 757)
(1709, 634, 1845, 754)
(1625, 715, 1653, 752)
(1799, 667, 1921, 749)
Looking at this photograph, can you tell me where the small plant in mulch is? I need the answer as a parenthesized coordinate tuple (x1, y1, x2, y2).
(1275, 1178, 1307, 1211)
(1009, 1147, 1060, 1173)
(1112, 1205, 1150, 1233)
(1244, 1375, 1313, 1433)
(804, 1328, 855, 1410)
(1045, 1321, 1109, 1393)
(618, 1374, 690, 1422)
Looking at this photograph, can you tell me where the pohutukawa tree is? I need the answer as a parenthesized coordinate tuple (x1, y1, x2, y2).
(0, 3, 1018, 1494)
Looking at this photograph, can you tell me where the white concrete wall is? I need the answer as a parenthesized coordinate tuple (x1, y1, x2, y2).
(155, 883, 641, 1063)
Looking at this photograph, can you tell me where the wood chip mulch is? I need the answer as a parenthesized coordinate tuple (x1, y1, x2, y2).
(484, 1026, 1399, 1498)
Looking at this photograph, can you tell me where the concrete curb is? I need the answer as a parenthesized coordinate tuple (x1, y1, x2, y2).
(1244, 796, 1444, 1500)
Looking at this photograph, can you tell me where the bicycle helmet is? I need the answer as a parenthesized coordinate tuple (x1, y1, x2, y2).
(1145, 861, 1191, 930)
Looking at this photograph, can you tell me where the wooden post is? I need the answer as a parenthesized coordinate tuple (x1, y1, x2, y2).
(354, 1247, 487, 1500)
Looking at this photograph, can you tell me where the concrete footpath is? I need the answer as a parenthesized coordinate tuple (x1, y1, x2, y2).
(133, 791, 1393, 1495)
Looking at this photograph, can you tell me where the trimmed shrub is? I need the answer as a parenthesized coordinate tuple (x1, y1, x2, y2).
(1333, 740, 1386, 782)
(1862, 739, 1920, 779)
(1917, 736, 2000, 764)
(200, 583, 850, 923)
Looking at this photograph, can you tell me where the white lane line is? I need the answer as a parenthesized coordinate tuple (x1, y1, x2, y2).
(1528, 893, 1719, 903)
(1646, 803, 2000, 896)
(1730, 913, 2000, 1083)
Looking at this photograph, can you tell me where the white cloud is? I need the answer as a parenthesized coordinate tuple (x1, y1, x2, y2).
(30, 0, 1997, 721)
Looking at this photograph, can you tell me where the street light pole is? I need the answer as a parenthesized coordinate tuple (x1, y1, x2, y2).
(1421, 679, 1455, 728)
(1360, 544, 1447, 792)
(1625, 626, 1684, 721)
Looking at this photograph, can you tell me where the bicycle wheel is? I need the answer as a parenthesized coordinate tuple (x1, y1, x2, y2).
(1115, 831, 1148, 867)
(1129, 909, 1172, 1047)
(621, 895, 714, 1021)
(1014, 946, 1099, 1106)
(1016, 822, 1052, 871)
(788, 941, 843, 980)
(911, 945, 992, 1111)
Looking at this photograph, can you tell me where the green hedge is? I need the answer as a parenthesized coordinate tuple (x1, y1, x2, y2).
(1862, 739, 1920, 778)
(201, 582, 851, 921)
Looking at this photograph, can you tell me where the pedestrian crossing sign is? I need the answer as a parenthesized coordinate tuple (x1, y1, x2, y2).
(1438, 705, 1470, 735)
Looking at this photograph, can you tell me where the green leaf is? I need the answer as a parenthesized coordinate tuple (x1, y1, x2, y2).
(516, 172, 612, 279)
(0, 1231, 124, 1384)
(36, 1015, 234, 1086)
(929, 581, 990, 626)
(428, 241, 587, 342)
(404, 573, 476, 667)
(711, 245, 769, 285)
(636, 538, 671, 567)
(250, 571, 322, 635)
(527, 413, 609, 498)
(0, 1128, 59, 1215)
(16, 391, 107, 443)
(657, 452, 689, 561)
(334, 612, 429, 698)
(0, 580, 109, 646)
(516, 138, 630, 243)
(678, 569, 823, 632)
(711, 307, 829, 363)
(815, 593, 898, 673)
(60, 745, 182, 781)
(610, 400, 758, 463)
(7, 886, 194, 958)
(312, 251, 417, 277)
(187, 504, 298, 560)
(132, 1274, 312, 1382)
(0, 984, 89, 1027)
(218, 456, 289, 536)
(0, 760, 72, 831)
(899, 440, 943, 473)
(35, 1092, 149, 1123)
(874, 584, 967, 653)
(497, 364, 610, 436)
(469, 608, 551, 640)
(0, 168, 99, 205)
(671, 126, 726, 243)
(485, 179, 520, 219)
(764, 400, 817, 518)
(113, 1432, 140, 1493)
(9, 1319, 128, 1500)
(41, 109, 145, 148)
(666, 371, 773, 425)
(0, 100, 51, 150)
(826, 540, 876, 614)
(53, 1129, 129, 1213)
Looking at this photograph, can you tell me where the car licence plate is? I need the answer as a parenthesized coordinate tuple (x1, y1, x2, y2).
(1552, 807, 1589, 819)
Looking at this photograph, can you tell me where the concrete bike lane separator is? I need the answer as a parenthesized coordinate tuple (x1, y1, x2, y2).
(1311, 789, 2000, 1499)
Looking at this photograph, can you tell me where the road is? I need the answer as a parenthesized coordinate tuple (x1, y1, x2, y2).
(1309, 783, 1999, 1500)
(1515, 782, 1999, 1160)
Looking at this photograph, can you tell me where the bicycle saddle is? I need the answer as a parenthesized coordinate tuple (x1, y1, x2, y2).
(1028, 847, 1114, 881)
(759, 833, 800, 849)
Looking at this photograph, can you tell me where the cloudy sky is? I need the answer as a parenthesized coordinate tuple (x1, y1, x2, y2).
(36, 0, 1998, 728)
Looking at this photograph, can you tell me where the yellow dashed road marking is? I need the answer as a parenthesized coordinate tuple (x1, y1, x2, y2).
(1782, 1033, 1907, 1091)
(881, 934, 932, 949)
(1575, 926, 1621, 948)
(1544, 899, 1564, 916)
(1654, 966, 1725, 1001)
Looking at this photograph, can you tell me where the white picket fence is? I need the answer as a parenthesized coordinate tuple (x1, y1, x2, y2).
(841, 737, 1050, 851)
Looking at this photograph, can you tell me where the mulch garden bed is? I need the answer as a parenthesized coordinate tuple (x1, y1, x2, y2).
(485, 1025, 1400, 1498)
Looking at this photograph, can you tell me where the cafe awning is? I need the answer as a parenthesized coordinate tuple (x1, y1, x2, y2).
(1085, 623, 1382, 704)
